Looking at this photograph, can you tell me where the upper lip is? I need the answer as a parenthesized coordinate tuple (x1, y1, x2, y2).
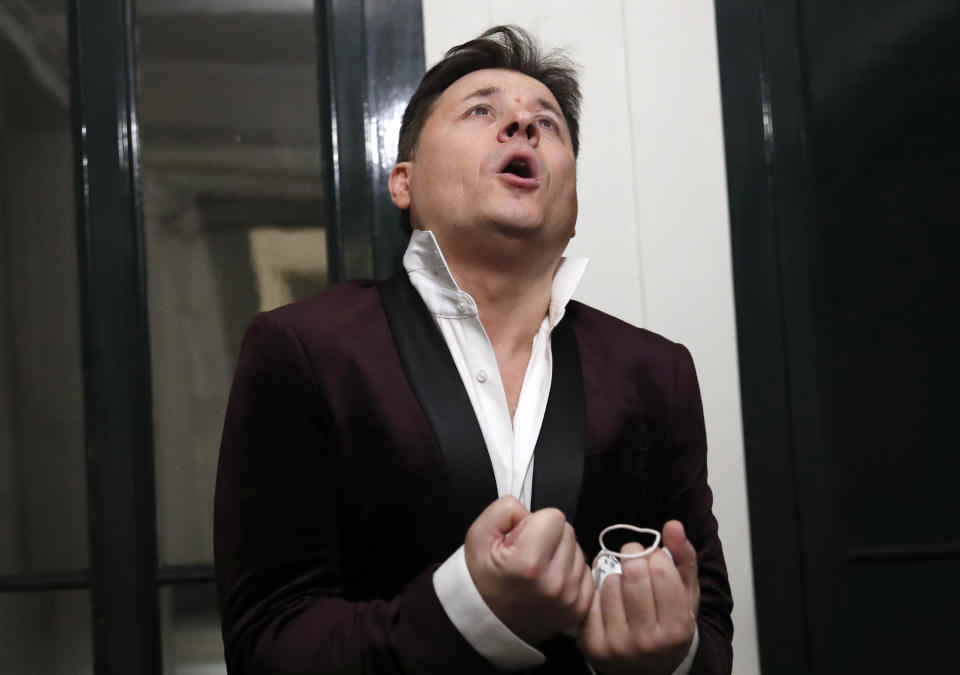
(497, 150, 539, 180)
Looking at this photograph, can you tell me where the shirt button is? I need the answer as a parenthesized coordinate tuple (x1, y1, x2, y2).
(457, 298, 469, 311)
(476, 369, 488, 383)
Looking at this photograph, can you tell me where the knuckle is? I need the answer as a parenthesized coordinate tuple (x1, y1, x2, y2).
(541, 507, 566, 525)
(633, 629, 655, 654)
(569, 584, 584, 604)
(575, 581, 593, 612)
(621, 559, 647, 585)
(653, 615, 691, 646)
(582, 578, 596, 600)
(650, 547, 670, 565)
(664, 624, 692, 650)
(539, 571, 565, 599)
(524, 561, 546, 582)
(514, 554, 545, 581)
(558, 579, 578, 606)
(500, 494, 521, 507)
(649, 559, 672, 583)
(601, 571, 622, 598)
(583, 637, 609, 662)
(573, 546, 586, 568)
(608, 631, 636, 660)
(574, 594, 592, 620)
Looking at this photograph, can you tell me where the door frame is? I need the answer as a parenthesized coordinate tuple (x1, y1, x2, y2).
(713, 0, 848, 671)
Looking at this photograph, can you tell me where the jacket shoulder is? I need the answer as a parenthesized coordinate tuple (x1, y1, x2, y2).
(246, 280, 384, 343)
(566, 300, 689, 366)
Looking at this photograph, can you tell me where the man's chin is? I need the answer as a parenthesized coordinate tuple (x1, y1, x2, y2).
(481, 213, 546, 239)
(493, 222, 543, 239)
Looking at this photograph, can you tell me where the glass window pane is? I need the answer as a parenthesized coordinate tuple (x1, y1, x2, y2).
(0, 590, 93, 673)
(136, 1, 330, 566)
(160, 583, 226, 675)
(0, 1, 88, 575)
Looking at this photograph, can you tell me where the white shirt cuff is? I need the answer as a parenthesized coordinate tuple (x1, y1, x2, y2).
(433, 545, 546, 670)
(671, 625, 699, 675)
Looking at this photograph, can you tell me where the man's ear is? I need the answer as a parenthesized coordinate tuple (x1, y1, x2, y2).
(388, 162, 412, 210)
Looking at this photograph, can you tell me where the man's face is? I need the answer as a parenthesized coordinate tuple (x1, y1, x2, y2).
(390, 68, 578, 256)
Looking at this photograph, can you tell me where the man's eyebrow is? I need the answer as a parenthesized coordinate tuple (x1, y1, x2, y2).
(459, 87, 564, 121)
(537, 98, 563, 119)
(461, 86, 503, 102)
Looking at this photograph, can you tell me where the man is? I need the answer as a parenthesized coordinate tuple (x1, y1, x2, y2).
(215, 26, 733, 674)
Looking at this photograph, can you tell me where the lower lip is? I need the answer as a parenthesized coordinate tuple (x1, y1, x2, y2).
(497, 173, 540, 189)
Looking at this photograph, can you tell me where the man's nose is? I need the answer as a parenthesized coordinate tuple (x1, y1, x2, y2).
(498, 110, 540, 147)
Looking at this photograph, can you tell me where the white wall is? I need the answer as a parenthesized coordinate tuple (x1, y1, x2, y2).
(422, 2, 759, 672)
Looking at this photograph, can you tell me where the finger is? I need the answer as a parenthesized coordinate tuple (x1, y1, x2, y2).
(663, 520, 699, 607)
(478, 495, 530, 543)
(557, 523, 587, 580)
(559, 522, 580, 576)
(509, 507, 567, 571)
(503, 512, 531, 547)
(557, 534, 594, 632)
(619, 542, 657, 631)
(542, 522, 578, 594)
(648, 548, 688, 626)
(577, 579, 606, 656)
(599, 567, 629, 642)
(575, 547, 595, 618)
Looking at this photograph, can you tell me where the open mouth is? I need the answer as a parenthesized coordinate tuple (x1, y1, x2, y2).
(498, 154, 537, 180)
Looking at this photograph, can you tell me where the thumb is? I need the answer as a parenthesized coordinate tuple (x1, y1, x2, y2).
(465, 497, 530, 580)
(663, 520, 699, 602)
(472, 495, 530, 542)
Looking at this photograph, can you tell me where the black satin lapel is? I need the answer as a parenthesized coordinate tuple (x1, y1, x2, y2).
(531, 316, 586, 521)
(378, 272, 498, 535)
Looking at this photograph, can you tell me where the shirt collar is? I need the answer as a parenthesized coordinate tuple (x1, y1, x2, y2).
(402, 229, 588, 330)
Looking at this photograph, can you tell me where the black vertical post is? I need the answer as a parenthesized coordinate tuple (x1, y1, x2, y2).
(314, 0, 347, 285)
(69, 0, 161, 673)
(714, 3, 811, 670)
(715, 0, 848, 671)
(315, 0, 425, 283)
(364, 0, 425, 279)
(316, 0, 376, 283)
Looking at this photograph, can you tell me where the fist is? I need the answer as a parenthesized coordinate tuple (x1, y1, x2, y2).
(464, 496, 594, 644)
(579, 520, 700, 675)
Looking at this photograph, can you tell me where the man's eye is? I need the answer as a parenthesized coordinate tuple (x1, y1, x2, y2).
(469, 106, 491, 116)
(538, 117, 558, 131)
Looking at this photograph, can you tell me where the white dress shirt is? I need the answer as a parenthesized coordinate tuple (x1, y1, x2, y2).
(404, 230, 697, 672)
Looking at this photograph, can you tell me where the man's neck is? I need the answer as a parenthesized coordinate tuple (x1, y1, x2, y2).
(429, 229, 565, 352)
(450, 261, 555, 356)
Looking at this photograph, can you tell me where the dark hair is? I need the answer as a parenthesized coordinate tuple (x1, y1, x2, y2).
(397, 25, 582, 163)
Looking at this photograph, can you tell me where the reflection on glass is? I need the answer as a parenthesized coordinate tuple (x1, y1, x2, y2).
(0, 0, 88, 575)
(160, 583, 226, 675)
(0, 590, 93, 673)
(135, 0, 329, 566)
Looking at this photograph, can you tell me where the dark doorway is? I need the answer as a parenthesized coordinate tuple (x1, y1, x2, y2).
(716, 0, 960, 672)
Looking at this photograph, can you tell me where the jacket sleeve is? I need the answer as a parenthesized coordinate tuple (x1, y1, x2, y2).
(214, 311, 498, 674)
(661, 345, 735, 674)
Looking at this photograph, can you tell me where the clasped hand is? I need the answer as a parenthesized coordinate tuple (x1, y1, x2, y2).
(464, 496, 699, 674)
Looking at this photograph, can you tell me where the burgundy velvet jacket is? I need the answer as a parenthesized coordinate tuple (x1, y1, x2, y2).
(214, 274, 733, 674)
